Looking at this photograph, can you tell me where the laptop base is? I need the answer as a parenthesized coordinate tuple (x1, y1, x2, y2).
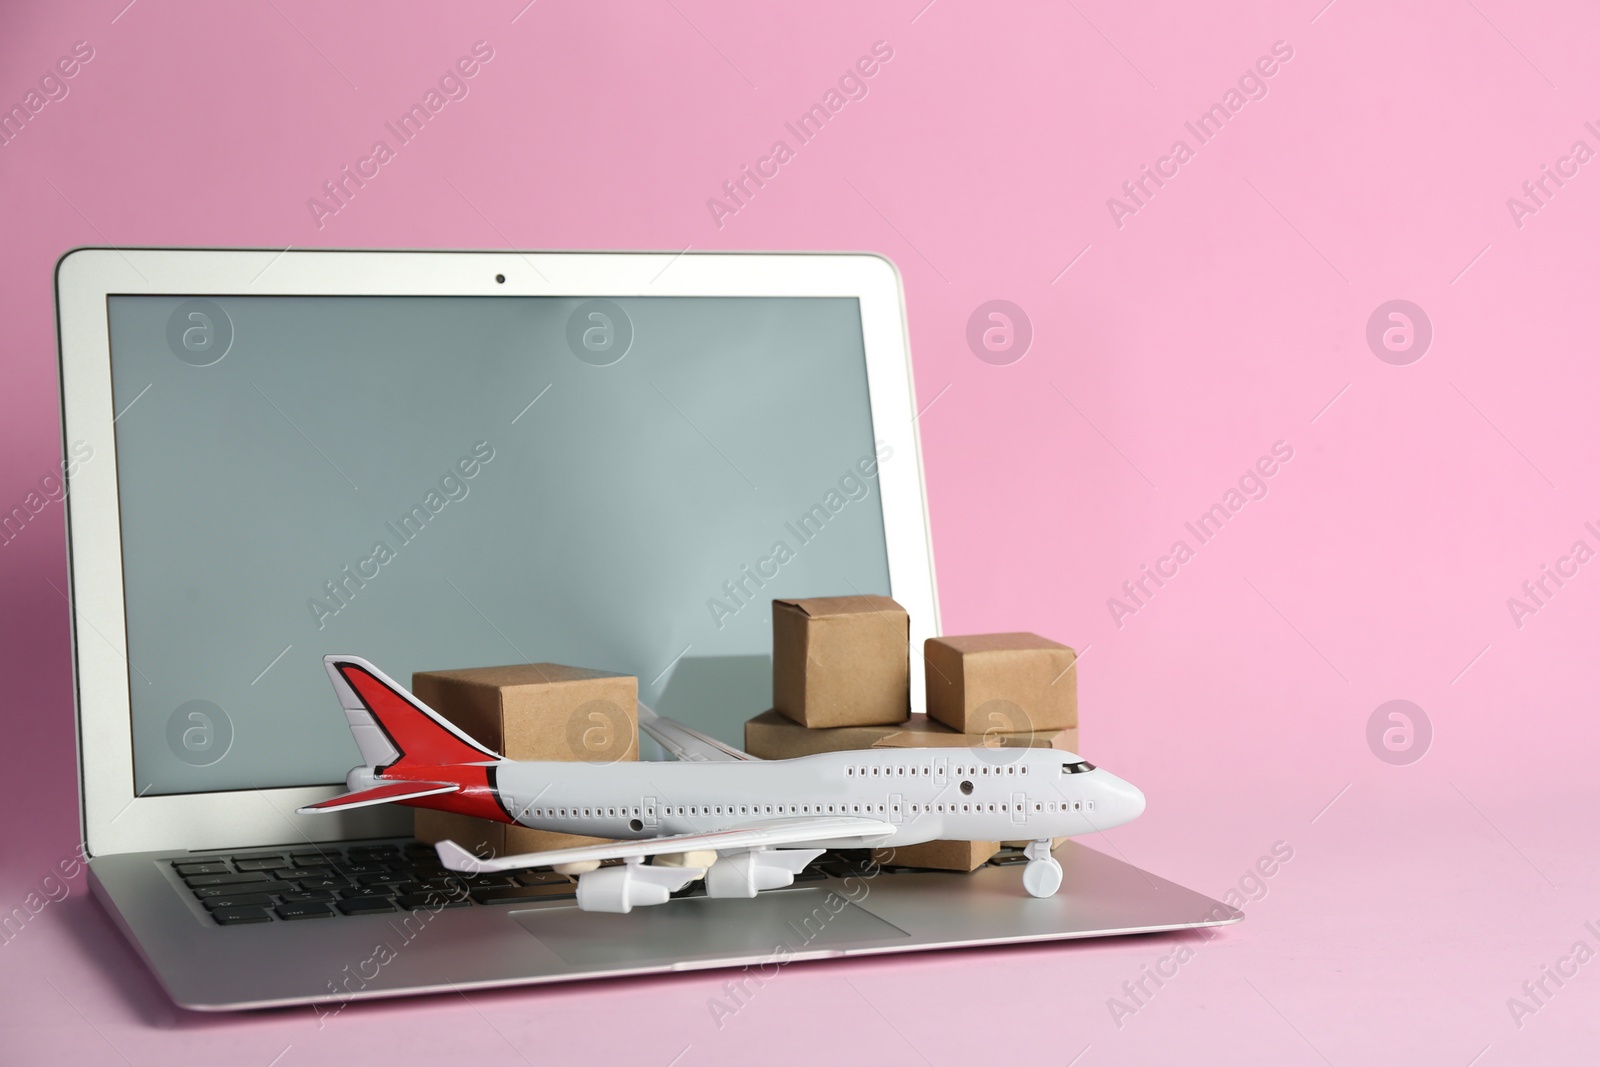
(90, 839, 1243, 1012)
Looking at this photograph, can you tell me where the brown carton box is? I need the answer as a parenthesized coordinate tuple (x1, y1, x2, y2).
(773, 595, 910, 728)
(744, 709, 1077, 760)
(925, 632, 1078, 733)
(411, 663, 637, 854)
(874, 838, 1000, 872)
(412, 663, 638, 762)
(875, 722, 1079, 754)
(746, 710, 956, 758)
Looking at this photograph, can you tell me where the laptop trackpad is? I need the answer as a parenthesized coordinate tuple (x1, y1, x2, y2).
(512, 888, 909, 967)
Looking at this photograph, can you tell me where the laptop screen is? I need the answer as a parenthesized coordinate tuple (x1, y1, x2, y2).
(105, 295, 892, 796)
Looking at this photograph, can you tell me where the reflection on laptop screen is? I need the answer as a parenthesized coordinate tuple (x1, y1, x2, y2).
(106, 295, 892, 796)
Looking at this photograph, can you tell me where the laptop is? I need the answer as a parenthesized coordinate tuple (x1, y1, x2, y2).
(55, 248, 1240, 1011)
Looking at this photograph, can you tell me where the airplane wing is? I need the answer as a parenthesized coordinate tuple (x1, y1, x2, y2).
(296, 781, 458, 814)
(637, 702, 759, 762)
(437, 815, 893, 873)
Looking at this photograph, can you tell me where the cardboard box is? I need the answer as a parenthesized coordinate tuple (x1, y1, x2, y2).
(746, 709, 953, 758)
(925, 632, 1078, 733)
(412, 663, 639, 763)
(744, 709, 1078, 760)
(410, 663, 637, 854)
(773, 595, 910, 728)
(876, 722, 1079, 754)
(874, 839, 999, 872)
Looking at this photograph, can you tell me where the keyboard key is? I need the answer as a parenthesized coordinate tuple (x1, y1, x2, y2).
(292, 851, 342, 866)
(380, 882, 425, 898)
(278, 890, 336, 903)
(295, 877, 350, 891)
(470, 884, 577, 905)
(340, 886, 396, 900)
(173, 861, 232, 876)
(356, 871, 409, 885)
(339, 862, 392, 875)
(273, 868, 334, 881)
(514, 871, 571, 887)
(419, 877, 470, 894)
(460, 874, 517, 888)
(337, 898, 396, 916)
(184, 871, 267, 889)
(211, 906, 272, 925)
(202, 893, 277, 910)
(233, 856, 288, 871)
(274, 901, 334, 921)
(397, 892, 471, 911)
(418, 874, 468, 888)
(195, 880, 294, 899)
(987, 853, 1029, 867)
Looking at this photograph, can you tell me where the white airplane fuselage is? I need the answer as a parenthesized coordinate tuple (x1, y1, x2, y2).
(476, 747, 1146, 849)
(314, 656, 1148, 908)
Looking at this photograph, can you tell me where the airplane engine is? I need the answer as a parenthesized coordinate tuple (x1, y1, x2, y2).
(575, 861, 704, 913)
(704, 848, 826, 898)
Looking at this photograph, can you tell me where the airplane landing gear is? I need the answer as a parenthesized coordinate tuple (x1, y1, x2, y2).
(1021, 839, 1063, 898)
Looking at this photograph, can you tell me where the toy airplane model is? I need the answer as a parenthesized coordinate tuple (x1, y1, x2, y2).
(299, 656, 1146, 913)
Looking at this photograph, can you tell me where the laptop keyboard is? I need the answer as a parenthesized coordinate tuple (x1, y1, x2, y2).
(173, 841, 581, 925)
(173, 841, 998, 925)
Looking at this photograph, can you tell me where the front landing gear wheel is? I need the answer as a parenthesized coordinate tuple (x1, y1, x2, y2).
(1022, 857, 1063, 897)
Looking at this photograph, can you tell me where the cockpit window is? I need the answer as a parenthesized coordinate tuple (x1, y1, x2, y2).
(1061, 761, 1096, 774)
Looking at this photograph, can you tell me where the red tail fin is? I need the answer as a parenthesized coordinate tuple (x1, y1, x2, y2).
(297, 780, 459, 814)
(327, 657, 501, 769)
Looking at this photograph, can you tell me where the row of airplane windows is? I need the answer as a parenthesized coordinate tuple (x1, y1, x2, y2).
(844, 763, 1029, 778)
(528, 799, 1094, 820)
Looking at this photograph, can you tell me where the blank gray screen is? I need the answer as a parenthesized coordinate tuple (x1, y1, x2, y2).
(106, 295, 892, 795)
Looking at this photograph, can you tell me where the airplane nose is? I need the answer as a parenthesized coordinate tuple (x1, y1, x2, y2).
(1126, 781, 1146, 822)
(1099, 773, 1146, 826)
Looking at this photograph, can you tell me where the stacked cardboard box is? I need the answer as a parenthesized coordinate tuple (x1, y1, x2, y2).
(772, 594, 910, 727)
(411, 663, 637, 856)
(744, 709, 1078, 759)
(923, 632, 1078, 736)
(748, 596, 1081, 871)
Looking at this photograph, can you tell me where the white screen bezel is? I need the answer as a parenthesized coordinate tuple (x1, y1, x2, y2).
(57, 249, 939, 857)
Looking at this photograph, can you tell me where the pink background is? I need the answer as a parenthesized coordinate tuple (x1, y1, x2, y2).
(3, 0, 1597, 1062)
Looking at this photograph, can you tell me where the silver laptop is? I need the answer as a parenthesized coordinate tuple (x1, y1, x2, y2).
(56, 248, 1240, 1011)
